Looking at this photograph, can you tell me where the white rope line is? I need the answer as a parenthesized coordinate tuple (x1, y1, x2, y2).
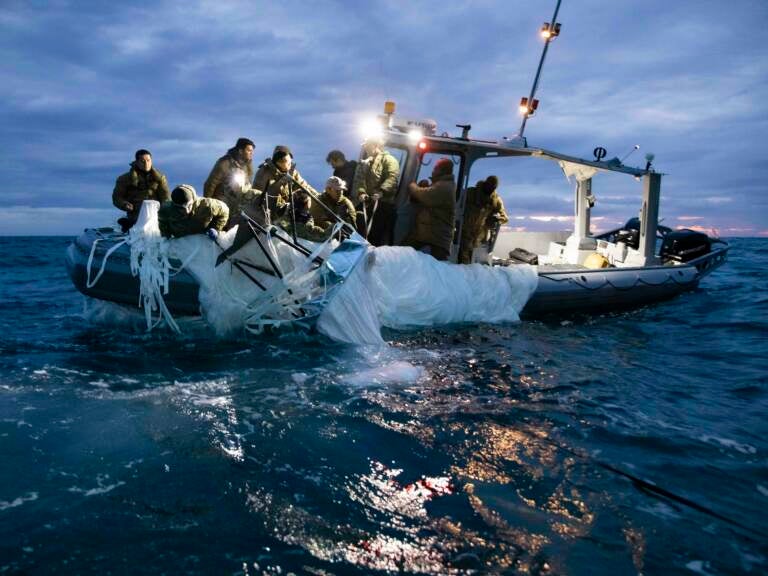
(85, 237, 128, 289)
(168, 243, 201, 277)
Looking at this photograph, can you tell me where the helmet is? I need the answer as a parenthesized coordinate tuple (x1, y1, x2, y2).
(325, 176, 347, 191)
(171, 184, 196, 205)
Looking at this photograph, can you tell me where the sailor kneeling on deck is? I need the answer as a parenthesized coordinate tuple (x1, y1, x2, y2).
(278, 190, 327, 243)
(158, 185, 229, 239)
(404, 158, 456, 261)
(311, 176, 356, 231)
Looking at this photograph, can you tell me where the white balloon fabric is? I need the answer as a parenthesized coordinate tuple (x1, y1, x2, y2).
(316, 246, 538, 344)
(127, 206, 539, 344)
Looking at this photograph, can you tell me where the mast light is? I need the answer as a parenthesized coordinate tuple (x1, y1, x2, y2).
(519, 97, 539, 117)
(540, 22, 561, 39)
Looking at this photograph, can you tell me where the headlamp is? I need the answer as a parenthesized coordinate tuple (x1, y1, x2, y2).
(231, 170, 246, 190)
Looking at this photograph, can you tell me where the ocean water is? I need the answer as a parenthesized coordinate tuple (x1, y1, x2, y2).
(0, 236, 766, 575)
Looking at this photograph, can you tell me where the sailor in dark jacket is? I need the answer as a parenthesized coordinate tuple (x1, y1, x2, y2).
(113, 149, 170, 232)
(158, 185, 229, 239)
(326, 149, 357, 195)
(405, 158, 456, 261)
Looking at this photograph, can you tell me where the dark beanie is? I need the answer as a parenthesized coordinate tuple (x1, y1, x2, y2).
(272, 145, 292, 163)
(171, 184, 196, 205)
(482, 175, 499, 195)
(235, 137, 255, 150)
(134, 149, 151, 160)
(433, 158, 454, 177)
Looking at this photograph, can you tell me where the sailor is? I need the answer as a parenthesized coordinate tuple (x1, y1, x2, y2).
(325, 149, 357, 194)
(278, 190, 327, 243)
(311, 176, 357, 231)
(214, 146, 320, 264)
(458, 176, 509, 264)
(404, 158, 456, 261)
(158, 184, 229, 240)
(251, 145, 317, 225)
(203, 137, 257, 227)
(112, 149, 171, 232)
(353, 137, 400, 246)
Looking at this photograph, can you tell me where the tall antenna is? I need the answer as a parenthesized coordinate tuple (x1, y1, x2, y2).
(518, 0, 563, 143)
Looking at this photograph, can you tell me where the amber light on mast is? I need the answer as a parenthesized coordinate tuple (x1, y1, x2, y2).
(518, 0, 562, 143)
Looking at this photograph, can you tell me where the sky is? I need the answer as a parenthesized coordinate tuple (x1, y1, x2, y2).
(1, 0, 767, 236)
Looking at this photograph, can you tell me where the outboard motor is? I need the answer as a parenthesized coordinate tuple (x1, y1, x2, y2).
(660, 229, 711, 263)
(615, 217, 640, 249)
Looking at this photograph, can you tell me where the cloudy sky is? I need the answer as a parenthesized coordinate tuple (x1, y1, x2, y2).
(2, 0, 766, 236)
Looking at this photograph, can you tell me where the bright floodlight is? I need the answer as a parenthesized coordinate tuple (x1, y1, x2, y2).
(360, 117, 384, 141)
(407, 129, 422, 143)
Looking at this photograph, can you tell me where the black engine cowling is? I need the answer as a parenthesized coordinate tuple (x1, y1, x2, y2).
(660, 229, 711, 262)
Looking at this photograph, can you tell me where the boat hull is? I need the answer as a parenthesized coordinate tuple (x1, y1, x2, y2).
(522, 244, 729, 317)
(65, 230, 729, 320)
(65, 228, 200, 316)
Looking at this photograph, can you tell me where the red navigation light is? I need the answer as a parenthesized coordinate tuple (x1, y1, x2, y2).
(418, 140, 428, 151)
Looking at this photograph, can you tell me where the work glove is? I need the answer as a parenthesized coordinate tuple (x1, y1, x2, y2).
(206, 228, 219, 241)
(371, 192, 381, 202)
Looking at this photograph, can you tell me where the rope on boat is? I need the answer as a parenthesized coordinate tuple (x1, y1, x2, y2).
(85, 237, 128, 289)
(83, 220, 182, 333)
(168, 243, 200, 277)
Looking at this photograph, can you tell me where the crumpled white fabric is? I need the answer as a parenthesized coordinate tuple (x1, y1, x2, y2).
(317, 246, 538, 340)
(369, 247, 538, 328)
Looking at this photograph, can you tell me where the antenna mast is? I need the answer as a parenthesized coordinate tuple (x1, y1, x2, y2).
(518, 0, 563, 143)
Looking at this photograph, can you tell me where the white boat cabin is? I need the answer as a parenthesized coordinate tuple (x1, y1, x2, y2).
(362, 104, 665, 270)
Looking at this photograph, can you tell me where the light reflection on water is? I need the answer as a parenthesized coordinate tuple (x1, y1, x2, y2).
(166, 351, 638, 575)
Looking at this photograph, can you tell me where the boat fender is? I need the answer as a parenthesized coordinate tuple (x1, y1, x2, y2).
(583, 253, 609, 269)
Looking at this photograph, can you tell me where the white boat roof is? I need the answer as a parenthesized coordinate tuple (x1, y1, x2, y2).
(419, 132, 649, 177)
(383, 127, 649, 178)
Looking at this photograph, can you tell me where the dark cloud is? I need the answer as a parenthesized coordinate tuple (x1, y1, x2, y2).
(1, 0, 767, 235)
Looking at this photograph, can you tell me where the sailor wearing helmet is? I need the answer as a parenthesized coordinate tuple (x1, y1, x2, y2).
(158, 184, 229, 240)
(311, 176, 357, 231)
